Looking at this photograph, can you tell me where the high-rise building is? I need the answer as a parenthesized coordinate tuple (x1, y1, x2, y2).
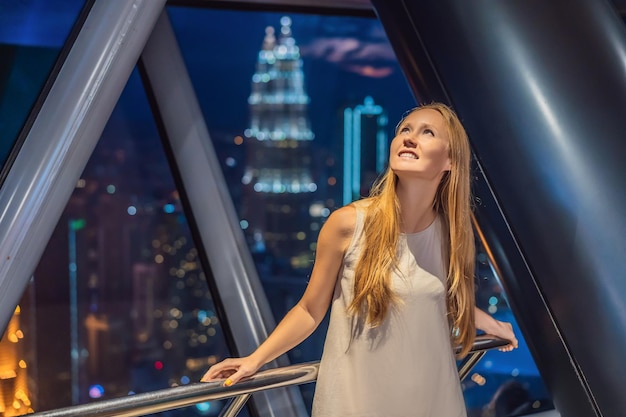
(342, 96, 388, 205)
(0, 305, 34, 416)
(241, 17, 316, 270)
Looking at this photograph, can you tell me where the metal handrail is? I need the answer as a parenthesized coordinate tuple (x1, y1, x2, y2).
(457, 334, 509, 381)
(30, 335, 508, 417)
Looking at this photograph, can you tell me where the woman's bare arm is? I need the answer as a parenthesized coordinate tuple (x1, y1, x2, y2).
(201, 205, 356, 385)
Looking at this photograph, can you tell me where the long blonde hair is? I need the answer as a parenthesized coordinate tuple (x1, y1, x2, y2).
(347, 103, 476, 357)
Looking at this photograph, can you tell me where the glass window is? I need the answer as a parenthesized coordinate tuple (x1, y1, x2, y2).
(0, 70, 231, 416)
(0, 0, 87, 172)
(0, 3, 554, 417)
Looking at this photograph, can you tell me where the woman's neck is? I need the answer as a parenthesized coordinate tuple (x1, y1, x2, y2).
(395, 178, 440, 234)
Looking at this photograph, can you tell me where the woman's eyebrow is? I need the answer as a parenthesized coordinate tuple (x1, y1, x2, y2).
(397, 121, 412, 132)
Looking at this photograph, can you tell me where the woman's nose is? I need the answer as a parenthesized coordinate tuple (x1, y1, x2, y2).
(403, 136, 417, 147)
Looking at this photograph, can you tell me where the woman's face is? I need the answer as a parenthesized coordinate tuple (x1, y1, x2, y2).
(389, 108, 452, 182)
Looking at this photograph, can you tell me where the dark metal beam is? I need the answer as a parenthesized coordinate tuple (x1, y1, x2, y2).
(610, 0, 626, 17)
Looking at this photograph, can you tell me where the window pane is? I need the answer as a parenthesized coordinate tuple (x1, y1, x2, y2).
(0, 70, 230, 415)
(0, 0, 86, 171)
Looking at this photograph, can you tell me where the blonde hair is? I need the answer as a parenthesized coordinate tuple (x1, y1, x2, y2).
(347, 103, 476, 357)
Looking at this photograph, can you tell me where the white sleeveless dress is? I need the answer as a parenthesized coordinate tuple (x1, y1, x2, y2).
(311, 203, 467, 417)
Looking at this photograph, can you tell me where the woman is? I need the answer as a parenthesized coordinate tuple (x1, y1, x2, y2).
(202, 103, 518, 416)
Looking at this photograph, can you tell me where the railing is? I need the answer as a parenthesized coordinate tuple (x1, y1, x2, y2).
(30, 335, 508, 417)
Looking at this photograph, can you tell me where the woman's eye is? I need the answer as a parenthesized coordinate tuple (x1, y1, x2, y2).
(400, 127, 410, 133)
(423, 128, 434, 136)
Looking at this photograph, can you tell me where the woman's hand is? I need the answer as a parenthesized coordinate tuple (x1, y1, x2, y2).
(490, 320, 519, 352)
(200, 356, 262, 386)
(474, 307, 519, 352)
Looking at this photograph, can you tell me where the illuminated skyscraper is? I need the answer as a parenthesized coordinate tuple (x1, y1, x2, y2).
(342, 96, 388, 205)
(0, 306, 34, 416)
(241, 17, 316, 269)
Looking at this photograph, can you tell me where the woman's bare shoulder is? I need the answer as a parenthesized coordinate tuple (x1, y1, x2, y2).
(325, 204, 357, 238)
(311, 205, 358, 261)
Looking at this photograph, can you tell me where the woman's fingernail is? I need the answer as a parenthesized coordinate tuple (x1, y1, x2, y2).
(224, 379, 233, 387)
